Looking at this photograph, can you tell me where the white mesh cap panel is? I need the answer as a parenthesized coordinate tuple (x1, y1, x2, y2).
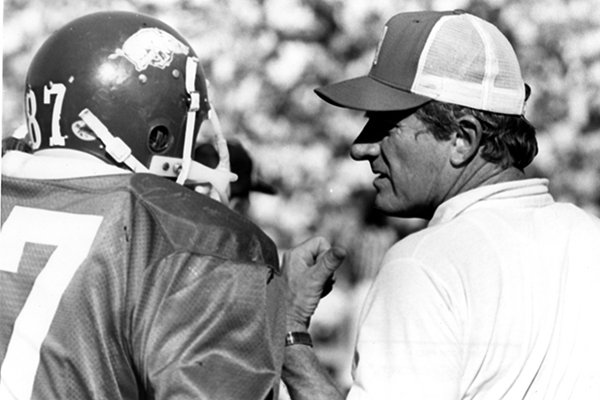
(412, 14, 525, 115)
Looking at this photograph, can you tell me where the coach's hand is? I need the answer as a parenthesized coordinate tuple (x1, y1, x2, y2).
(282, 237, 346, 330)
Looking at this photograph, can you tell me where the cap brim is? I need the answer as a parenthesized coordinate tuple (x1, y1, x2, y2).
(315, 76, 431, 112)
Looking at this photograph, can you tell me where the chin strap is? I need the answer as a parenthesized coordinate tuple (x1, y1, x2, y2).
(175, 56, 201, 186)
(177, 57, 237, 204)
(79, 108, 149, 173)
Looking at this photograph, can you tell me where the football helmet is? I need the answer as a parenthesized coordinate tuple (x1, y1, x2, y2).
(24, 11, 235, 199)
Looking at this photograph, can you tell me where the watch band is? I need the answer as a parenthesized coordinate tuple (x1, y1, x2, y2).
(285, 331, 313, 347)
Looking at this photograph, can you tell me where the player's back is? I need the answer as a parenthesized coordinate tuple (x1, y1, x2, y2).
(0, 173, 283, 399)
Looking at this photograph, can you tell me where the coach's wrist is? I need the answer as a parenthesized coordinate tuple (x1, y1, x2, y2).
(285, 331, 313, 347)
(286, 319, 309, 333)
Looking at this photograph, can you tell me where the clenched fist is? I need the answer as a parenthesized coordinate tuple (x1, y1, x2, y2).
(281, 237, 346, 331)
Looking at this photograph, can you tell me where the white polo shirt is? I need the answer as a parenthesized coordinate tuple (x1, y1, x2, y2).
(348, 178, 600, 399)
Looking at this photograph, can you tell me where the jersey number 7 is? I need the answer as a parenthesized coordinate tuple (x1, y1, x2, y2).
(0, 206, 102, 400)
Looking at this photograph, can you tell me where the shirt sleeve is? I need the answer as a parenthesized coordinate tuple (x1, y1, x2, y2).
(130, 252, 284, 400)
(347, 257, 462, 400)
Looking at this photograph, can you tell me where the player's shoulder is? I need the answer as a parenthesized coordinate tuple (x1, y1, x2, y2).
(128, 174, 279, 270)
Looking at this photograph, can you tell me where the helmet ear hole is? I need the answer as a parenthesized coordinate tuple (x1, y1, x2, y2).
(148, 125, 172, 153)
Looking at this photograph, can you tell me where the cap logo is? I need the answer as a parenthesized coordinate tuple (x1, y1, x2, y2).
(372, 26, 388, 66)
(110, 28, 189, 71)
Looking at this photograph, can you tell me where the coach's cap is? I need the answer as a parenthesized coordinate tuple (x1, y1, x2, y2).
(315, 10, 526, 115)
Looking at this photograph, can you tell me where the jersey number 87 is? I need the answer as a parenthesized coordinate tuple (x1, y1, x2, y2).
(25, 82, 68, 150)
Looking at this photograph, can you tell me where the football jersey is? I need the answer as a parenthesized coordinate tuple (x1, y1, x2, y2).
(0, 173, 285, 399)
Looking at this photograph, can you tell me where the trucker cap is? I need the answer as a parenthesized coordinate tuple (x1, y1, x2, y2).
(315, 10, 527, 115)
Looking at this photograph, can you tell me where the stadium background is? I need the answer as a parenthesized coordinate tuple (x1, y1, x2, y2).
(3, 0, 600, 395)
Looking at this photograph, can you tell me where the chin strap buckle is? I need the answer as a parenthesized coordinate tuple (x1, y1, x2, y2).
(79, 108, 149, 173)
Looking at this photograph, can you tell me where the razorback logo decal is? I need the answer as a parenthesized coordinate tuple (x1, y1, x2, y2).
(110, 28, 189, 71)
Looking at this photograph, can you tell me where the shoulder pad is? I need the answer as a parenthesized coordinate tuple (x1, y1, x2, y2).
(130, 174, 279, 273)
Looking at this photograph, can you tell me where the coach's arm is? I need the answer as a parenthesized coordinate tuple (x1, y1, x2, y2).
(280, 237, 346, 400)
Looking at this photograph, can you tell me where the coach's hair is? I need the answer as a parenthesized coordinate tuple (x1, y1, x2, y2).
(415, 100, 538, 170)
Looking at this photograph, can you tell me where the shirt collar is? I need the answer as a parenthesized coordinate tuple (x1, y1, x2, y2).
(2, 149, 130, 180)
(429, 178, 554, 227)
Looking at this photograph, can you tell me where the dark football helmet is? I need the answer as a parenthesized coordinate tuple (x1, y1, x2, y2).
(23, 11, 234, 197)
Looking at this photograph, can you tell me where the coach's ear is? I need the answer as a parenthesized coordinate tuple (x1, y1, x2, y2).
(450, 115, 482, 167)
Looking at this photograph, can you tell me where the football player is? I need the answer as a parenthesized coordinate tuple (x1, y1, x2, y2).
(1, 11, 286, 399)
